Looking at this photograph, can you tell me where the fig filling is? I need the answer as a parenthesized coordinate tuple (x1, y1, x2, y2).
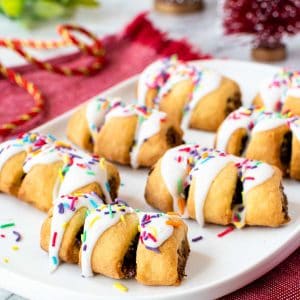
(231, 177, 243, 209)
(280, 131, 292, 167)
(166, 127, 182, 147)
(280, 184, 289, 221)
(121, 233, 140, 278)
(75, 226, 84, 248)
(225, 92, 242, 116)
(239, 134, 248, 156)
(177, 237, 190, 281)
(108, 176, 118, 201)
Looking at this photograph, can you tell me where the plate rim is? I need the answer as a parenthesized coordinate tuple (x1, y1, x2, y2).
(1, 58, 299, 300)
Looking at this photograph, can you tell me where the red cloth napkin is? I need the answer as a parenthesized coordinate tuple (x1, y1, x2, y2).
(0, 12, 299, 299)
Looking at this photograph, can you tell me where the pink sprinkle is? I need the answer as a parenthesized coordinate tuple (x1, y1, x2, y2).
(217, 226, 234, 238)
(52, 232, 57, 247)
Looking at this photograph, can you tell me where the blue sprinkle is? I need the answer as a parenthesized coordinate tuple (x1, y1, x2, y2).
(52, 256, 58, 265)
(58, 203, 64, 214)
(105, 182, 110, 193)
(89, 199, 98, 209)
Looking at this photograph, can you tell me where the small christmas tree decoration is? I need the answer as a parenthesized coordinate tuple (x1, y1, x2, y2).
(222, 0, 300, 62)
(154, 0, 204, 14)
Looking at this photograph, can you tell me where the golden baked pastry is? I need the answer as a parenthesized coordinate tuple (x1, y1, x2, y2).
(67, 98, 183, 168)
(40, 192, 104, 270)
(41, 200, 190, 286)
(137, 57, 242, 131)
(253, 69, 300, 116)
(0, 132, 120, 211)
(145, 144, 289, 228)
(215, 106, 300, 179)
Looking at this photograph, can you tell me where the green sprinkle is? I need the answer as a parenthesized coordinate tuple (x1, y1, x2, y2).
(0, 223, 15, 229)
(177, 178, 183, 194)
(81, 230, 87, 242)
(86, 170, 96, 176)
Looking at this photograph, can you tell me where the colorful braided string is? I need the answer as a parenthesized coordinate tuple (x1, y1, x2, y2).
(0, 24, 106, 138)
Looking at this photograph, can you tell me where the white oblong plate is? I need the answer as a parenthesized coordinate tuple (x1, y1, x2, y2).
(0, 59, 299, 300)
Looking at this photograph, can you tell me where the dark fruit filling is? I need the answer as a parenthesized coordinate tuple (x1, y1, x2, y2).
(166, 127, 182, 147)
(280, 184, 289, 221)
(177, 238, 190, 281)
(225, 92, 242, 116)
(121, 233, 140, 278)
(239, 134, 248, 156)
(280, 131, 292, 167)
(231, 177, 243, 209)
(75, 226, 84, 247)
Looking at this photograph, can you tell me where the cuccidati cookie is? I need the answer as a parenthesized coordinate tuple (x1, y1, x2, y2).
(137, 57, 242, 131)
(253, 69, 300, 115)
(0, 132, 120, 211)
(145, 144, 289, 228)
(67, 97, 183, 168)
(215, 107, 300, 179)
(41, 197, 190, 286)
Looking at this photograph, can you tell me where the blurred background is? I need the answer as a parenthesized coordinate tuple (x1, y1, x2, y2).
(0, 0, 299, 68)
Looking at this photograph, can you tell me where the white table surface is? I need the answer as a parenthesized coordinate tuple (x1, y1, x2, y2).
(0, 0, 299, 299)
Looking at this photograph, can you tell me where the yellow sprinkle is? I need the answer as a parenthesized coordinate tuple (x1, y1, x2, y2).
(149, 226, 157, 238)
(233, 222, 244, 229)
(12, 246, 19, 251)
(202, 152, 208, 159)
(137, 225, 141, 232)
(62, 222, 69, 229)
(3, 258, 9, 263)
(89, 216, 100, 228)
(99, 158, 106, 170)
(120, 215, 125, 223)
(113, 282, 128, 293)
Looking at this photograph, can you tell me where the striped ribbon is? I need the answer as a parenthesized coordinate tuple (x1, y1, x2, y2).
(0, 24, 106, 138)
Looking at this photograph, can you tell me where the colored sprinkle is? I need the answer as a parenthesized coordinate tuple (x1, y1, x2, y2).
(166, 218, 182, 228)
(3, 258, 9, 263)
(105, 182, 110, 193)
(217, 226, 235, 238)
(120, 215, 125, 223)
(145, 245, 160, 253)
(82, 230, 87, 243)
(52, 232, 57, 247)
(86, 170, 96, 176)
(0, 222, 15, 229)
(113, 282, 128, 293)
(192, 235, 203, 242)
(83, 244, 87, 251)
(89, 199, 98, 209)
(52, 256, 58, 265)
(108, 204, 113, 218)
(177, 178, 183, 194)
(89, 216, 100, 228)
(11, 245, 19, 251)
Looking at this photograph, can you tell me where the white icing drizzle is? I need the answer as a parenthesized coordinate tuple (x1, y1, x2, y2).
(189, 154, 232, 226)
(137, 57, 180, 106)
(81, 203, 133, 277)
(290, 118, 300, 141)
(216, 107, 298, 153)
(86, 98, 166, 168)
(160, 144, 200, 218)
(49, 192, 104, 272)
(258, 69, 299, 110)
(138, 212, 173, 249)
(0, 133, 55, 172)
(181, 69, 222, 129)
(130, 110, 166, 168)
(160, 144, 276, 227)
(86, 97, 122, 141)
(287, 73, 300, 98)
(138, 57, 222, 128)
(0, 134, 113, 204)
(215, 107, 253, 152)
